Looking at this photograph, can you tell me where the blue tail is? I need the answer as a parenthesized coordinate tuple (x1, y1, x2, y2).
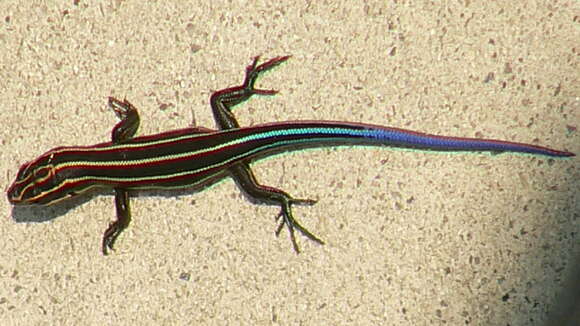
(240, 121, 575, 158)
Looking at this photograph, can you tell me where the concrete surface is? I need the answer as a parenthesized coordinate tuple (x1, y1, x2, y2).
(1, 1, 578, 325)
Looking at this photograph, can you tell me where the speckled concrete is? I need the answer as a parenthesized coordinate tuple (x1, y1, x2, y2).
(1, 1, 578, 325)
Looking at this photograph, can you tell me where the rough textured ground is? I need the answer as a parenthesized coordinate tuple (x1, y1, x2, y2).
(1, 1, 578, 325)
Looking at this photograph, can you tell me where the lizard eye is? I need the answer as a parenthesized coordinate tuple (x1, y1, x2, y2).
(27, 166, 52, 184)
(15, 162, 32, 181)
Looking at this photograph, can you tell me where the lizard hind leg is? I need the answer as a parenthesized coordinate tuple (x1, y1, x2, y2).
(274, 197, 323, 253)
(210, 56, 325, 252)
(210, 55, 291, 130)
(232, 163, 324, 253)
